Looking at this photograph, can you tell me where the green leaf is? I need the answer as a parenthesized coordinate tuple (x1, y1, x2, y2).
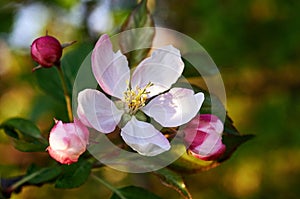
(224, 115, 240, 136)
(55, 159, 92, 189)
(12, 139, 47, 152)
(153, 168, 192, 199)
(29, 94, 68, 123)
(61, 42, 94, 95)
(218, 111, 255, 162)
(1, 118, 44, 140)
(182, 51, 219, 78)
(34, 66, 65, 102)
(1, 127, 18, 139)
(110, 186, 162, 199)
(218, 134, 254, 162)
(120, 0, 155, 67)
(182, 59, 202, 78)
(199, 90, 226, 120)
(26, 165, 62, 184)
(0, 118, 48, 152)
(0, 166, 61, 197)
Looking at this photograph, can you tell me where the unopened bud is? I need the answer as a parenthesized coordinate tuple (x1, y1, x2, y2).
(183, 114, 226, 161)
(47, 119, 89, 164)
(31, 35, 62, 70)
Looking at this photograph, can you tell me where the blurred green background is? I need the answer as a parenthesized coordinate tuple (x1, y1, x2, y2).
(0, 0, 299, 198)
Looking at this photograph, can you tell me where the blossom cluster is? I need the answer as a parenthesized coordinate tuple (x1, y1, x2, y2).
(31, 34, 226, 164)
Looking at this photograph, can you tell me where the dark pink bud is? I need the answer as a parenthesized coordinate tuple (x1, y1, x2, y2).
(183, 114, 226, 161)
(31, 35, 62, 68)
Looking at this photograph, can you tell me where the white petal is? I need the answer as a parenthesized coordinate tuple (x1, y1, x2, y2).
(49, 121, 69, 150)
(77, 103, 93, 128)
(131, 45, 184, 97)
(142, 88, 204, 127)
(77, 89, 124, 133)
(121, 117, 170, 156)
(92, 34, 130, 99)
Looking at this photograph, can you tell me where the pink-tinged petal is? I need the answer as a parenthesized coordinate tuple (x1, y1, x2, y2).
(74, 118, 90, 144)
(47, 120, 89, 164)
(77, 89, 124, 133)
(185, 131, 206, 149)
(48, 134, 84, 164)
(191, 133, 221, 155)
(120, 117, 170, 156)
(48, 121, 69, 150)
(189, 137, 226, 161)
(131, 45, 184, 97)
(183, 114, 226, 161)
(77, 103, 93, 128)
(92, 34, 130, 99)
(142, 88, 204, 127)
(196, 114, 224, 135)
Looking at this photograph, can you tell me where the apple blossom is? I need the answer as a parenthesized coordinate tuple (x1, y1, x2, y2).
(77, 34, 204, 156)
(31, 35, 63, 68)
(47, 119, 89, 164)
(183, 114, 226, 161)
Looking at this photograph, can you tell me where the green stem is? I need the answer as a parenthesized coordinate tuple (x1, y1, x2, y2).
(9, 169, 45, 191)
(56, 65, 73, 122)
(92, 173, 126, 199)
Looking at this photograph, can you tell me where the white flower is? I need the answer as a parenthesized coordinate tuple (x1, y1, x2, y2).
(77, 34, 204, 156)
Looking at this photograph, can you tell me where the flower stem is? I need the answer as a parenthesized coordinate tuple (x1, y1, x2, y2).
(91, 173, 126, 199)
(9, 169, 45, 192)
(56, 65, 73, 122)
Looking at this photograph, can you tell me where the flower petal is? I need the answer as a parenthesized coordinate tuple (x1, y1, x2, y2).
(190, 134, 226, 161)
(196, 114, 224, 135)
(92, 34, 130, 99)
(131, 45, 184, 97)
(77, 89, 124, 133)
(73, 118, 90, 144)
(192, 134, 222, 155)
(120, 117, 170, 156)
(47, 119, 89, 164)
(182, 114, 226, 161)
(48, 121, 69, 150)
(142, 88, 204, 127)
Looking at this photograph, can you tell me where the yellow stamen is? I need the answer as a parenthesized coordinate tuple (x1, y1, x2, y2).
(124, 82, 153, 114)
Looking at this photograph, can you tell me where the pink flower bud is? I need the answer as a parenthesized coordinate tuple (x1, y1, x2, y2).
(31, 35, 63, 68)
(47, 119, 89, 164)
(183, 114, 226, 161)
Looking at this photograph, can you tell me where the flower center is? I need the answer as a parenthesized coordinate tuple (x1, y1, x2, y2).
(124, 82, 153, 114)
